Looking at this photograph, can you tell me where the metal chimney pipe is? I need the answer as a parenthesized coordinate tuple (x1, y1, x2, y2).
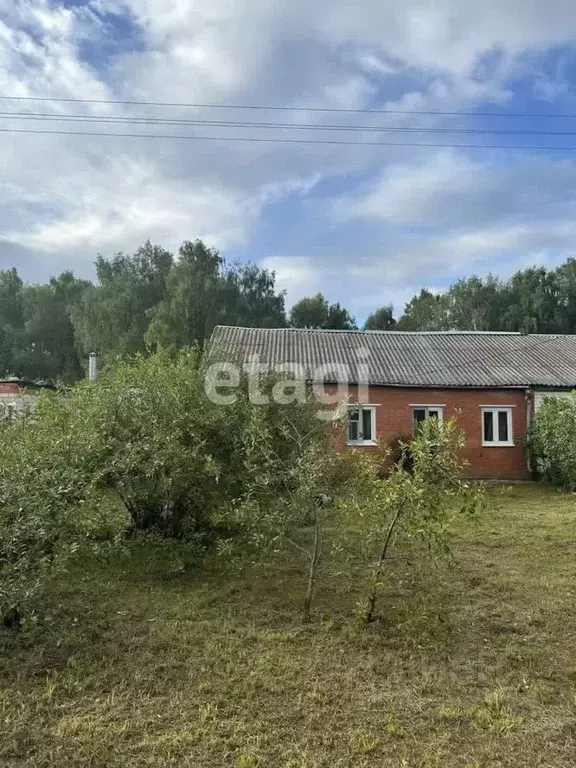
(89, 353, 98, 381)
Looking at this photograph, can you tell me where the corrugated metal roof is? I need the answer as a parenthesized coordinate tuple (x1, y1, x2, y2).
(209, 327, 576, 388)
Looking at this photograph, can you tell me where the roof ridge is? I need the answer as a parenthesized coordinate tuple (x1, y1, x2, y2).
(213, 325, 524, 335)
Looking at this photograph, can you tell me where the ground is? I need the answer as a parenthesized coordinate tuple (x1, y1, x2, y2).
(1, 484, 576, 767)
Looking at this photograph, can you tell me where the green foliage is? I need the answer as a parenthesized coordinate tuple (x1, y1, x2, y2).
(340, 418, 485, 623)
(145, 241, 286, 350)
(527, 393, 576, 489)
(0, 394, 123, 623)
(72, 241, 174, 358)
(396, 289, 447, 331)
(0, 267, 88, 382)
(386, 432, 413, 471)
(19, 272, 90, 381)
(66, 349, 227, 540)
(289, 293, 357, 329)
(214, 400, 370, 618)
(396, 263, 576, 333)
(363, 304, 396, 331)
(0, 350, 339, 619)
(0, 268, 24, 376)
(0, 239, 287, 380)
(8, 244, 576, 382)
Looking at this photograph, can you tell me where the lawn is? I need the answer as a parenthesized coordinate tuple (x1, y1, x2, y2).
(1, 484, 576, 767)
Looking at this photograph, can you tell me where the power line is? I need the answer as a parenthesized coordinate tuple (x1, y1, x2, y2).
(4, 111, 576, 136)
(1, 126, 576, 150)
(1, 93, 576, 119)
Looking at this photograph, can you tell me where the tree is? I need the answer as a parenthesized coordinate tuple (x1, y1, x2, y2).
(72, 241, 173, 358)
(220, 397, 363, 620)
(553, 258, 576, 333)
(363, 305, 396, 331)
(213, 262, 287, 330)
(326, 301, 357, 330)
(396, 289, 448, 330)
(0, 268, 25, 376)
(145, 240, 225, 350)
(289, 293, 357, 329)
(445, 275, 505, 331)
(16, 272, 90, 382)
(340, 418, 484, 624)
(502, 267, 562, 333)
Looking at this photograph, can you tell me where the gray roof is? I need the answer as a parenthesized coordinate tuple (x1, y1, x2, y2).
(209, 326, 576, 388)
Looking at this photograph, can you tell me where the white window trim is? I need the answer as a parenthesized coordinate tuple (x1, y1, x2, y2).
(481, 406, 514, 447)
(412, 405, 444, 424)
(409, 404, 446, 408)
(346, 404, 377, 446)
(478, 404, 516, 408)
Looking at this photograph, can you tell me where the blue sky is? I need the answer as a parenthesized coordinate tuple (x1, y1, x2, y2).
(2, 1, 576, 322)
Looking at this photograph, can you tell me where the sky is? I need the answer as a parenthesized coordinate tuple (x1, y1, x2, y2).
(2, 1, 576, 322)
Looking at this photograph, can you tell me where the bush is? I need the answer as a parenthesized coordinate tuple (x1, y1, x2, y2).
(0, 395, 123, 624)
(527, 393, 576, 489)
(387, 433, 414, 473)
(73, 350, 333, 541)
(340, 417, 485, 624)
(0, 349, 341, 621)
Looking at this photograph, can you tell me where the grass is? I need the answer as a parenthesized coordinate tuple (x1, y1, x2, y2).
(2, 484, 576, 767)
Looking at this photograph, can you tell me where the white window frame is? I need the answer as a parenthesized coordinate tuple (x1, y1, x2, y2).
(481, 407, 514, 447)
(346, 405, 377, 446)
(411, 405, 444, 432)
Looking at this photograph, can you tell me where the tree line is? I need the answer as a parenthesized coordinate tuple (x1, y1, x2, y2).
(3, 237, 576, 381)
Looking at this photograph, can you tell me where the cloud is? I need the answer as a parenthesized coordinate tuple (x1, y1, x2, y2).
(1, 151, 320, 256)
(283, 149, 576, 317)
(335, 150, 576, 234)
(260, 255, 323, 305)
(2, 0, 576, 308)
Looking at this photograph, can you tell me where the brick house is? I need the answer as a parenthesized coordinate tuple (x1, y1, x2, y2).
(210, 327, 576, 480)
(0, 377, 57, 421)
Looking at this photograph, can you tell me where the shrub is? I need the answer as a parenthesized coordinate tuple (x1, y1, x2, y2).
(0, 394, 123, 625)
(527, 393, 576, 489)
(386, 433, 414, 473)
(340, 417, 485, 624)
(218, 402, 365, 619)
(0, 349, 342, 621)
(76, 351, 335, 541)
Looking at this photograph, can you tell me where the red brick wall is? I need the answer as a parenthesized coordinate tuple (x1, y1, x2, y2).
(0, 384, 43, 395)
(326, 385, 530, 480)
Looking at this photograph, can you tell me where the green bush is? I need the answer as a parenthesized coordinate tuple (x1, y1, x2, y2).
(527, 393, 576, 489)
(0, 394, 123, 624)
(340, 417, 485, 624)
(0, 349, 337, 621)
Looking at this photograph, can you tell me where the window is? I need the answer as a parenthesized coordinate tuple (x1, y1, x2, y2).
(412, 405, 444, 433)
(347, 405, 376, 445)
(482, 407, 513, 446)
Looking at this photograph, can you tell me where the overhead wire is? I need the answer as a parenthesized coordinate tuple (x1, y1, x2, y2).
(2, 126, 576, 150)
(3, 110, 576, 136)
(1, 93, 576, 118)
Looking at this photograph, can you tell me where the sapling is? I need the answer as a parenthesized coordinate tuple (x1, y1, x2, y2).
(343, 418, 485, 625)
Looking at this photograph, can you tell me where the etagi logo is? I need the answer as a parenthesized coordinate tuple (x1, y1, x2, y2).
(204, 347, 371, 419)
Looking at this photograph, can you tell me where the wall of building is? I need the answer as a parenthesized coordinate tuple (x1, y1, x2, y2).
(0, 382, 44, 421)
(328, 385, 530, 480)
